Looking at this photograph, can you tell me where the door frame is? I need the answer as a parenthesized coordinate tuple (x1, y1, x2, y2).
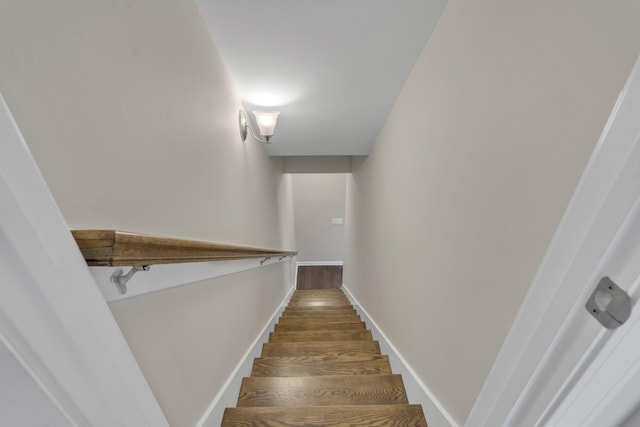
(0, 94, 169, 426)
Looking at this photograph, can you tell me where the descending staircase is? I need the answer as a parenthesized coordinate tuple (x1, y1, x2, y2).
(222, 289, 428, 426)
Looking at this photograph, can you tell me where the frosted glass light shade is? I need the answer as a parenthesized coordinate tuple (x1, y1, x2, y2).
(252, 110, 280, 137)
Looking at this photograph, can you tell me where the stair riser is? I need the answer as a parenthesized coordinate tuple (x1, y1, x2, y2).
(262, 341, 381, 357)
(269, 330, 373, 342)
(274, 322, 366, 331)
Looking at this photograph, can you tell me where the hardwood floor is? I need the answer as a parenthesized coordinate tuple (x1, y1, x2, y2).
(222, 289, 428, 426)
(296, 265, 343, 289)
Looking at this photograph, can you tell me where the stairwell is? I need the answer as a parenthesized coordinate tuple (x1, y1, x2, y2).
(222, 289, 428, 426)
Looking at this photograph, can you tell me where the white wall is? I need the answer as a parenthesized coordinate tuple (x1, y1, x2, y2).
(292, 173, 347, 262)
(343, 0, 640, 424)
(0, 1, 295, 426)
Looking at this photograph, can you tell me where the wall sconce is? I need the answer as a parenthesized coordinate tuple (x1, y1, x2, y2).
(239, 109, 280, 144)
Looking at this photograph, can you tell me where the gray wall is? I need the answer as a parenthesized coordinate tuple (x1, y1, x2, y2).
(343, 0, 640, 424)
(0, 1, 295, 426)
(292, 173, 347, 262)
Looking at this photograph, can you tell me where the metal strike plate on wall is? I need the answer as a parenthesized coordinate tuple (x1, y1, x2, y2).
(586, 277, 631, 329)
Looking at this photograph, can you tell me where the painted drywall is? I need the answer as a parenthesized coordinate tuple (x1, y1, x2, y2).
(343, 0, 640, 424)
(0, 0, 287, 249)
(282, 156, 353, 173)
(109, 263, 289, 427)
(277, 173, 298, 283)
(0, 340, 71, 427)
(0, 1, 295, 426)
(292, 173, 347, 262)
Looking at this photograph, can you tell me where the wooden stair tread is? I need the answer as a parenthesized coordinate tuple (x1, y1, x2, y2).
(262, 340, 381, 357)
(251, 355, 392, 377)
(222, 404, 428, 426)
(292, 290, 345, 294)
(269, 330, 373, 342)
(289, 295, 350, 300)
(288, 297, 347, 302)
(277, 314, 362, 325)
(278, 315, 363, 325)
(287, 302, 351, 305)
(289, 295, 350, 301)
(281, 309, 358, 317)
(291, 290, 347, 294)
(280, 314, 361, 320)
(285, 305, 354, 314)
(223, 288, 428, 426)
(287, 301, 350, 305)
(289, 294, 349, 298)
(274, 321, 366, 331)
(285, 299, 351, 304)
(238, 375, 408, 407)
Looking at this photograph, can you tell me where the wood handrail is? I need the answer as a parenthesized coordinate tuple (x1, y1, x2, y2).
(71, 230, 297, 267)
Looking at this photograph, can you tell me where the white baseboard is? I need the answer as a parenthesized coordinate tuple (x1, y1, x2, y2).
(342, 284, 459, 427)
(195, 285, 296, 427)
(296, 261, 344, 266)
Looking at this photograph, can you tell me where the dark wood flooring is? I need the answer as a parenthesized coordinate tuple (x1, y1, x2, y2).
(296, 265, 343, 289)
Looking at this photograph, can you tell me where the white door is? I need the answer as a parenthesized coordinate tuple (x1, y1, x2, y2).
(544, 183, 640, 426)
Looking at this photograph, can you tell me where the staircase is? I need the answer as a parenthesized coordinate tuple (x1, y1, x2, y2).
(222, 289, 428, 426)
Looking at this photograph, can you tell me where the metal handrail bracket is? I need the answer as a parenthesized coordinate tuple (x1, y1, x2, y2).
(110, 265, 150, 295)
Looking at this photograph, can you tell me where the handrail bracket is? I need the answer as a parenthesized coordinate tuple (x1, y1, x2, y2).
(111, 265, 150, 295)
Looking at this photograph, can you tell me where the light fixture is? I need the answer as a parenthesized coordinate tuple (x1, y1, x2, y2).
(238, 109, 280, 144)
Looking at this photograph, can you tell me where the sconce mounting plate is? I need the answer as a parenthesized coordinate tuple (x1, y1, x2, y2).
(239, 109, 248, 142)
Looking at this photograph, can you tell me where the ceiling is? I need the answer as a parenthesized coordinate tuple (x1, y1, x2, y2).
(196, 0, 446, 156)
